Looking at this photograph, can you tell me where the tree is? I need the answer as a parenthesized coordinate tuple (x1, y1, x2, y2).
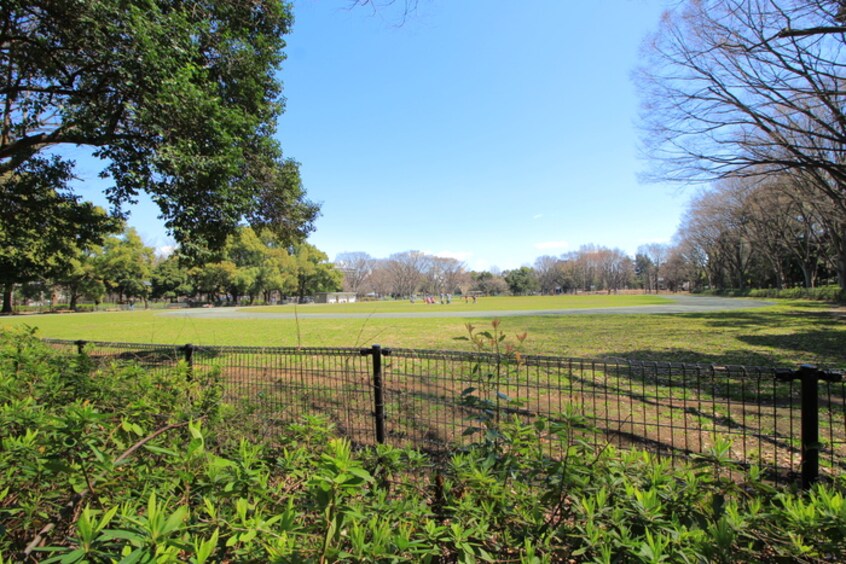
(1, 0, 317, 249)
(596, 248, 634, 294)
(421, 256, 467, 296)
(386, 251, 427, 297)
(335, 252, 374, 295)
(436, 257, 470, 295)
(98, 228, 155, 305)
(194, 261, 237, 304)
(291, 243, 342, 301)
(661, 245, 694, 292)
(470, 271, 508, 296)
(740, 174, 829, 288)
(60, 246, 107, 310)
(503, 266, 539, 296)
(0, 156, 119, 313)
(534, 255, 566, 294)
(256, 230, 296, 303)
(637, 243, 670, 293)
(638, 0, 846, 287)
(677, 185, 754, 290)
(363, 260, 394, 298)
(151, 255, 194, 302)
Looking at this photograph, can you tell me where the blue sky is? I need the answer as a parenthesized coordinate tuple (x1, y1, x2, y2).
(73, 0, 688, 272)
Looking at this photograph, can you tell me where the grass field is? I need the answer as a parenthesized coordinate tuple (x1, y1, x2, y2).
(12, 295, 846, 483)
(2, 294, 845, 368)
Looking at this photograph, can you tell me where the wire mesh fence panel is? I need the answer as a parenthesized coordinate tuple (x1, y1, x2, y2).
(39, 339, 844, 485)
(44, 339, 185, 377)
(189, 346, 371, 444)
(383, 351, 824, 484)
(820, 379, 846, 481)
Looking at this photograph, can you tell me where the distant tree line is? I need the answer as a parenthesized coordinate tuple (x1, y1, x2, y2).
(335, 222, 843, 300)
(8, 226, 342, 312)
(334, 246, 659, 298)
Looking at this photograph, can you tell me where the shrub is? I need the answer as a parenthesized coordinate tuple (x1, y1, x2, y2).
(2, 328, 846, 562)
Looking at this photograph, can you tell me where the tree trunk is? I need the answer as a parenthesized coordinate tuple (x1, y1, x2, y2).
(800, 261, 816, 289)
(2, 283, 13, 314)
(832, 226, 846, 291)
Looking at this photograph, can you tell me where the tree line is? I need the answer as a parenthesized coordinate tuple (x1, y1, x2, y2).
(638, 0, 846, 291)
(334, 245, 674, 298)
(9, 226, 342, 312)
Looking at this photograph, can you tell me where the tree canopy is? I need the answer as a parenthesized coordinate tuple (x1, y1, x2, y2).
(0, 156, 120, 312)
(1, 0, 318, 250)
(638, 0, 846, 287)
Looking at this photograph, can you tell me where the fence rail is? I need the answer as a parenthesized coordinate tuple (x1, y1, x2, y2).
(44, 339, 845, 487)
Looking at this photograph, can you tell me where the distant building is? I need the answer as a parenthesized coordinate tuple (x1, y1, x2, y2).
(315, 292, 357, 304)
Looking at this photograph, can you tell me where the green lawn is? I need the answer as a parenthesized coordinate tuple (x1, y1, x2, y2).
(2, 295, 844, 368)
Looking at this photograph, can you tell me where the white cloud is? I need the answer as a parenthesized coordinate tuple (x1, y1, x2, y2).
(534, 241, 570, 251)
(533, 213, 544, 220)
(156, 245, 175, 257)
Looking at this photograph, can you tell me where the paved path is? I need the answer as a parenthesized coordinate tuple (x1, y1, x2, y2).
(159, 295, 773, 320)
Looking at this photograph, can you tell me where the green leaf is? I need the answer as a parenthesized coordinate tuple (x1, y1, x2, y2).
(99, 529, 145, 543)
(193, 528, 219, 564)
(347, 467, 373, 482)
(162, 506, 189, 536)
(60, 548, 87, 564)
(143, 445, 180, 457)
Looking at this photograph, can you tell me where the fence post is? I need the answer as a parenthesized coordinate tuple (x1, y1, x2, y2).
(778, 365, 843, 489)
(75, 340, 87, 355)
(361, 344, 392, 444)
(182, 344, 194, 381)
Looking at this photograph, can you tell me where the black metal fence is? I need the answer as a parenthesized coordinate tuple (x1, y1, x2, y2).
(44, 339, 845, 487)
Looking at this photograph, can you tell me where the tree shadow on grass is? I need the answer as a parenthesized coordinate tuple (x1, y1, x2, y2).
(668, 308, 843, 330)
(738, 330, 846, 369)
(377, 371, 828, 482)
(601, 347, 782, 367)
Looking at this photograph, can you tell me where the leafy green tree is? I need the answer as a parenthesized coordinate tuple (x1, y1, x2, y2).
(59, 247, 108, 310)
(98, 228, 155, 305)
(0, 157, 120, 313)
(292, 243, 343, 301)
(151, 255, 194, 302)
(193, 261, 237, 304)
(503, 267, 539, 296)
(255, 230, 297, 303)
(217, 227, 296, 304)
(1, 0, 317, 249)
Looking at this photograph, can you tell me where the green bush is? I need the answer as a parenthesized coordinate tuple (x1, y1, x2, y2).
(697, 285, 846, 302)
(2, 328, 846, 562)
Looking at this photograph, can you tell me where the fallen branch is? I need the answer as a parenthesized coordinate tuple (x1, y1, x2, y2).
(23, 418, 202, 557)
